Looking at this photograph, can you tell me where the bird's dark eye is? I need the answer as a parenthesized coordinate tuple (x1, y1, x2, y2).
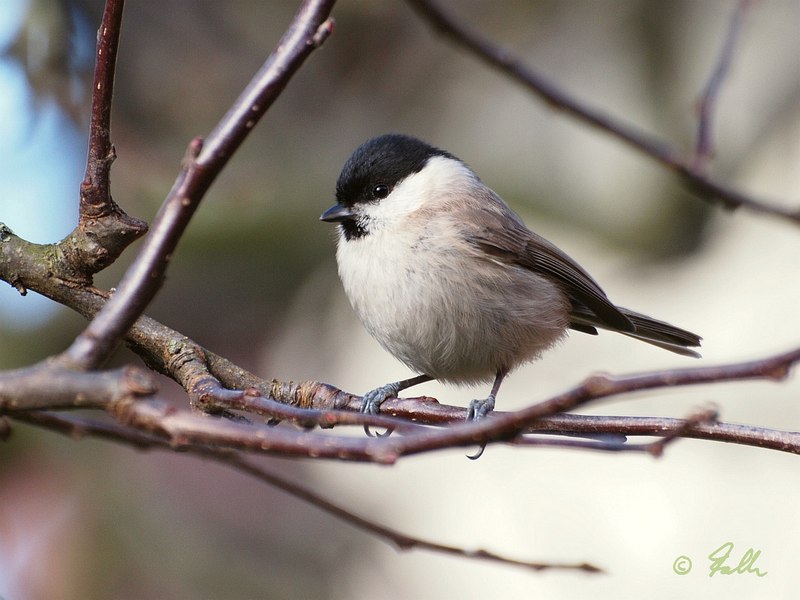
(372, 184, 389, 199)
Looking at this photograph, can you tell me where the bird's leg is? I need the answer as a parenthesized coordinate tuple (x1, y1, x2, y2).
(361, 374, 433, 414)
(361, 374, 432, 437)
(466, 370, 507, 460)
(467, 369, 506, 421)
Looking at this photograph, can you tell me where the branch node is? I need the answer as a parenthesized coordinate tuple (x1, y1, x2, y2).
(186, 137, 204, 163)
(11, 277, 27, 296)
(122, 366, 159, 396)
(646, 406, 719, 457)
(312, 17, 335, 46)
(582, 372, 615, 396)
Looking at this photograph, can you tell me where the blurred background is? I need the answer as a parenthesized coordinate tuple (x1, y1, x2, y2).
(1, 0, 799, 598)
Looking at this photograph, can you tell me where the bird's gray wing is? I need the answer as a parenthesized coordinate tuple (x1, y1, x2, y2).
(458, 195, 635, 334)
(457, 191, 700, 355)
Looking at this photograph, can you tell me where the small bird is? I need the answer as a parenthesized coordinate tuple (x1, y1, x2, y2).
(321, 134, 701, 423)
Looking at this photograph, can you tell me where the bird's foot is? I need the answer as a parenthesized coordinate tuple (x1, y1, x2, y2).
(466, 394, 496, 460)
(361, 382, 402, 415)
(360, 382, 402, 437)
(467, 394, 496, 421)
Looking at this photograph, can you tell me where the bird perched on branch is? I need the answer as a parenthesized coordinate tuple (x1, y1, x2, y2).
(321, 134, 701, 426)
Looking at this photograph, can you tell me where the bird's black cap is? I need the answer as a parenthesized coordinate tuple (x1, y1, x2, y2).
(335, 134, 454, 207)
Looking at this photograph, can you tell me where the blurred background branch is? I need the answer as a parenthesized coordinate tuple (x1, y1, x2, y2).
(407, 0, 800, 222)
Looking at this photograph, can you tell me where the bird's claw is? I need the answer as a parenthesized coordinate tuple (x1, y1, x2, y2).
(466, 445, 486, 460)
(361, 383, 400, 437)
(467, 395, 496, 421)
(361, 385, 394, 415)
(465, 394, 496, 459)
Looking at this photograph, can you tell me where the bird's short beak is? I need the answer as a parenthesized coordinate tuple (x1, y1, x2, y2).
(320, 203, 354, 222)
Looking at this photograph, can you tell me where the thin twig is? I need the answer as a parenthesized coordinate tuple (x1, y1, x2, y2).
(515, 407, 719, 456)
(532, 413, 800, 454)
(405, 0, 800, 223)
(509, 436, 643, 453)
(642, 406, 719, 457)
(225, 454, 600, 573)
(694, 0, 754, 169)
(11, 411, 601, 574)
(79, 0, 124, 218)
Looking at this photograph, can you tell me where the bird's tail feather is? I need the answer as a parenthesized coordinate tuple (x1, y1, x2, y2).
(570, 306, 701, 357)
(616, 308, 701, 358)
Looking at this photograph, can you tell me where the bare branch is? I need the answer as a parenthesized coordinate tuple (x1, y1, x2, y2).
(694, 0, 754, 169)
(405, 0, 800, 224)
(366, 346, 800, 462)
(61, 0, 336, 371)
(640, 406, 720, 457)
(509, 407, 719, 456)
(3, 235, 799, 461)
(530, 413, 800, 454)
(226, 454, 599, 574)
(197, 7, 335, 168)
(156, 337, 425, 432)
(67, 0, 148, 279)
(0, 1, 147, 292)
(13, 411, 600, 574)
(6, 341, 799, 462)
(80, 0, 124, 219)
(0, 362, 156, 411)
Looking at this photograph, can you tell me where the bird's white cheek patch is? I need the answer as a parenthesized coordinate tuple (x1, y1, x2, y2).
(358, 156, 477, 232)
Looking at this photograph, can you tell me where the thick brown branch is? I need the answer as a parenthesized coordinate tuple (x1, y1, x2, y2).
(0, 362, 156, 411)
(3, 241, 800, 461)
(161, 337, 424, 432)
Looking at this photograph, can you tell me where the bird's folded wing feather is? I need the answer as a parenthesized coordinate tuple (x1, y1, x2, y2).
(459, 197, 634, 334)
